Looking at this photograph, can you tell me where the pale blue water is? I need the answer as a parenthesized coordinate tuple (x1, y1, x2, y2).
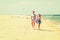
(43, 16, 60, 23)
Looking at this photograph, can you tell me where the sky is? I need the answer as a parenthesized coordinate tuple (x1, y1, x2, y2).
(0, 0, 60, 15)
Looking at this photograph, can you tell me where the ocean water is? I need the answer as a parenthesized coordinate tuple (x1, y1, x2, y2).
(43, 16, 60, 23)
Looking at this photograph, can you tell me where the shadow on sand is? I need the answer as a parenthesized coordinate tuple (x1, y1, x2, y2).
(35, 29, 55, 32)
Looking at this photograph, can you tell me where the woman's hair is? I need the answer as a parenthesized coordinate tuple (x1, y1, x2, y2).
(33, 11, 35, 13)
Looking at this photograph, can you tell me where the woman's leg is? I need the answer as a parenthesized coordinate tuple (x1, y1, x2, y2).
(32, 22, 35, 27)
(31, 22, 33, 27)
(34, 21, 35, 27)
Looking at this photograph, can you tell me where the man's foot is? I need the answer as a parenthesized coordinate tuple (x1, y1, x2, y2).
(38, 28, 40, 30)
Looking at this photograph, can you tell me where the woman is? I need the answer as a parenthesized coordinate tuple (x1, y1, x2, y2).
(31, 11, 36, 29)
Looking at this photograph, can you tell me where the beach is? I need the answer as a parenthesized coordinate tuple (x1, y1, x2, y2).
(0, 15, 60, 40)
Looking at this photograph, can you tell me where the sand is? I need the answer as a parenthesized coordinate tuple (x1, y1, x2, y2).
(0, 15, 60, 40)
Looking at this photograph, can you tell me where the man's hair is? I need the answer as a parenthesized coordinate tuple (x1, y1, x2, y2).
(39, 14, 41, 17)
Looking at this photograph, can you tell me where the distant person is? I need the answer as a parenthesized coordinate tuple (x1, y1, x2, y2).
(36, 14, 41, 29)
(31, 11, 36, 29)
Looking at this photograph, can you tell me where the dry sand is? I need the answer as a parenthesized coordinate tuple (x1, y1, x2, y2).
(0, 15, 60, 40)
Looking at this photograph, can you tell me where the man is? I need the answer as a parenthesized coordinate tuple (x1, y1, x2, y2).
(36, 14, 41, 29)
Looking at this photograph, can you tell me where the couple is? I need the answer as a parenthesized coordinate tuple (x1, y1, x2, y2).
(31, 11, 41, 29)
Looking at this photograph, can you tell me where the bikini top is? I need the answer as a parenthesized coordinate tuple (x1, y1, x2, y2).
(31, 14, 36, 20)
